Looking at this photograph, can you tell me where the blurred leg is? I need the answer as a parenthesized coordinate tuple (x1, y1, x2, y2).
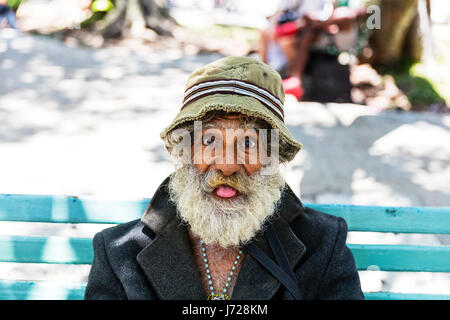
(278, 35, 300, 77)
(259, 28, 270, 64)
(278, 28, 318, 85)
(6, 10, 16, 28)
(290, 29, 317, 81)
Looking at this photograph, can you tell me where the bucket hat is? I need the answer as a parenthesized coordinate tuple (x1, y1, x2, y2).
(160, 56, 302, 161)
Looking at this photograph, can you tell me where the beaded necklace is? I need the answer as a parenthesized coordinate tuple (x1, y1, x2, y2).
(200, 239, 242, 300)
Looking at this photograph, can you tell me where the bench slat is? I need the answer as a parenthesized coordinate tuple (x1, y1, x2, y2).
(1, 194, 450, 234)
(363, 291, 450, 300)
(0, 280, 449, 300)
(349, 244, 450, 272)
(0, 235, 93, 264)
(307, 204, 450, 234)
(1, 235, 449, 272)
(0, 194, 148, 224)
(0, 280, 86, 300)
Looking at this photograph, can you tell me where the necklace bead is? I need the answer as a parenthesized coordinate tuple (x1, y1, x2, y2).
(200, 239, 241, 300)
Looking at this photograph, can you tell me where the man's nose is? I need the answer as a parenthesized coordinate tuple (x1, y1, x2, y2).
(213, 139, 241, 176)
(214, 162, 241, 177)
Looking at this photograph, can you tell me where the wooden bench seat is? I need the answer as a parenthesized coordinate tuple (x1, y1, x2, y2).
(1, 194, 449, 300)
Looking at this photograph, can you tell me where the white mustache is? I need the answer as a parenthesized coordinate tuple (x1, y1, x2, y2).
(200, 170, 256, 195)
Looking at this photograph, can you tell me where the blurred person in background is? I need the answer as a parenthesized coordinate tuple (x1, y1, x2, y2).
(0, 0, 17, 28)
(259, 0, 365, 100)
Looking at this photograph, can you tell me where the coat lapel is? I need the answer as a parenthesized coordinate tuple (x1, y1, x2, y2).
(137, 177, 206, 300)
(137, 218, 206, 300)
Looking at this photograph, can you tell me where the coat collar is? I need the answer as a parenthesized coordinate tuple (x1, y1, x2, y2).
(137, 176, 306, 300)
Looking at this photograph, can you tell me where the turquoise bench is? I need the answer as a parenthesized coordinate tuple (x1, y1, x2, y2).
(0, 194, 449, 300)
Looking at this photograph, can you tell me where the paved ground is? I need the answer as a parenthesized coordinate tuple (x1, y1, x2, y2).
(0, 29, 449, 295)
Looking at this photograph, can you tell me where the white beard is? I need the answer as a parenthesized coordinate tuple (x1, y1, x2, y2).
(168, 165, 285, 248)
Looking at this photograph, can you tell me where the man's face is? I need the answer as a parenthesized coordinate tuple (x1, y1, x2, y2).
(168, 113, 285, 248)
(192, 114, 262, 200)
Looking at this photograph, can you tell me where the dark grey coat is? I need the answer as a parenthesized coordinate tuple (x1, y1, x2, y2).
(84, 177, 364, 300)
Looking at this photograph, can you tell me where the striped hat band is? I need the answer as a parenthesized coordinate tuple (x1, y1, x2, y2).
(181, 79, 284, 121)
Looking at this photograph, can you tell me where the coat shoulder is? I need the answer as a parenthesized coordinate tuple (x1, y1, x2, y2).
(97, 219, 154, 253)
(289, 205, 347, 255)
(86, 219, 158, 299)
(287, 205, 364, 299)
(299, 206, 345, 230)
(279, 185, 346, 242)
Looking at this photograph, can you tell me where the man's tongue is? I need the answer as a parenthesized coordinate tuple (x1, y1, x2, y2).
(215, 185, 238, 198)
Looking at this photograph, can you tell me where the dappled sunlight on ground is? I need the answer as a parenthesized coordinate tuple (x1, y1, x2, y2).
(0, 29, 222, 198)
(281, 98, 450, 207)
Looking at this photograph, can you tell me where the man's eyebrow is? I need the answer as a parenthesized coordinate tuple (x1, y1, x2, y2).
(203, 123, 219, 129)
(202, 122, 262, 130)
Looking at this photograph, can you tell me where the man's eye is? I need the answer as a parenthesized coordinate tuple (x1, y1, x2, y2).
(241, 137, 257, 149)
(202, 135, 215, 146)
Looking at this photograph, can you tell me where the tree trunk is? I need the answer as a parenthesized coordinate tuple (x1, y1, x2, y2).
(101, 0, 128, 39)
(139, 0, 176, 36)
(83, 0, 177, 39)
(368, 0, 423, 67)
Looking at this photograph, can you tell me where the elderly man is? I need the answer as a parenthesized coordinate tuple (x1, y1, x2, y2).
(84, 56, 363, 300)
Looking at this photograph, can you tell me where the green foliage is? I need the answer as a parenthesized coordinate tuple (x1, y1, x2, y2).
(79, 0, 114, 29)
(80, 11, 107, 29)
(381, 44, 450, 109)
(7, 0, 24, 10)
(91, 0, 114, 12)
(391, 71, 446, 107)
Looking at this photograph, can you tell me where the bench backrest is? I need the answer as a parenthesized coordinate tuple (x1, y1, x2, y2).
(0, 194, 449, 300)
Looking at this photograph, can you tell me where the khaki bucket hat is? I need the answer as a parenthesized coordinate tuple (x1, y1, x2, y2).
(160, 56, 302, 161)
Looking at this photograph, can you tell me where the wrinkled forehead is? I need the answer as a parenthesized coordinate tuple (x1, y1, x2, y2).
(201, 111, 272, 131)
